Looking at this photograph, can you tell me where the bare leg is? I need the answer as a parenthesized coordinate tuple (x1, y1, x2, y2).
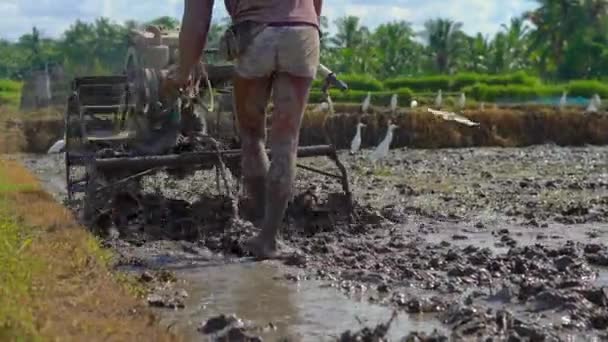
(233, 75, 272, 218)
(247, 72, 313, 258)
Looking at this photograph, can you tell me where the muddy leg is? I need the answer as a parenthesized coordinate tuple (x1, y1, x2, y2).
(247, 73, 313, 258)
(233, 76, 272, 218)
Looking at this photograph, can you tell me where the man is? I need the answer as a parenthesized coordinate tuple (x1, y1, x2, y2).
(167, 0, 322, 259)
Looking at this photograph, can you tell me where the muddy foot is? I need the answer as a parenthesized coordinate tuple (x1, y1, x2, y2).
(245, 236, 299, 260)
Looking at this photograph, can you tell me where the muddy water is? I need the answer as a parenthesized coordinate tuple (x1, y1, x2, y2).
(18, 153, 446, 340)
(155, 261, 445, 341)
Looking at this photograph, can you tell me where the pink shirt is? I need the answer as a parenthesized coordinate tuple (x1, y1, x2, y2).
(224, 0, 320, 27)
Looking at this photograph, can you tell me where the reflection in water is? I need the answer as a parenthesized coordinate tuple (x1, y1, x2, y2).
(231, 262, 298, 338)
(157, 261, 446, 341)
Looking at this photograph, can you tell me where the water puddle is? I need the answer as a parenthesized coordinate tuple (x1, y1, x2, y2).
(155, 261, 446, 341)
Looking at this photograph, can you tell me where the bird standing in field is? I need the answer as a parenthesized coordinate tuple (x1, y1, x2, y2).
(369, 121, 398, 165)
(361, 92, 371, 113)
(435, 89, 443, 108)
(47, 139, 65, 154)
(315, 101, 330, 112)
(390, 94, 398, 114)
(458, 92, 466, 110)
(350, 122, 366, 154)
(586, 94, 601, 113)
(410, 99, 418, 108)
(559, 91, 567, 111)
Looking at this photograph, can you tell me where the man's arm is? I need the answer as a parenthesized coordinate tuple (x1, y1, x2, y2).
(178, 0, 215, 81)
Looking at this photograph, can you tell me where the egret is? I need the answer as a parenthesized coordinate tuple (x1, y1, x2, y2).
(435, 89, 443, 108)
(350, 122, 367, 154)
(458, 92, 466, 110)
(369, 121, 398, 165)
(427, 108, 480, 127)
(587, 94, 600, 113)
(47, 139, 65, 154)
(361, 92, 371, 113)
(390, 94, 398, 114)
(410, 99, 418, 108)
(558, 91, 567, 111)
(594, 93, 602, 107)
(315, 102, 330, 112)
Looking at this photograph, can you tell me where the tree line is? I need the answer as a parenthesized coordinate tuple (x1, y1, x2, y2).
(1, 0, 607, 82)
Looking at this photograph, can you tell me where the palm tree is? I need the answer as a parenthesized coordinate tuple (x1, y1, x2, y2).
(421, 18, 464, 73)
(525, 0, 581, 74)
(500, 17, 530, 70)
(373, 21, 420, 77)
(331, 16, 369, 49)
(463, 33, 491, 73)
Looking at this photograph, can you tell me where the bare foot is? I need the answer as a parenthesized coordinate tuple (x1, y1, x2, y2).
(244, 235, 296, 260)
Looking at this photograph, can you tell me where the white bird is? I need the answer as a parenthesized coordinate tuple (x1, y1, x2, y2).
(315, 101, 330, 112)
(435, 89, 443, 108)
(410, 99, 418, 108)
(594, 93, 602, 107)
(480, 102, 485, 111)
(458, 92, 466, 110)
(361, 92, 371, 113)
(47, 139, 65, 154)
(350, 122, 366, 154)
(369, 121, 398, 165)
(587, 94, 600, 113)
(559, 91, 567, 111)
(427, 108, 480, 127)
(390, 94, 398, 114)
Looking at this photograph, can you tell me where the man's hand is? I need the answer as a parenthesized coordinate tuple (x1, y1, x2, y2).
(160, 66, 190, 100)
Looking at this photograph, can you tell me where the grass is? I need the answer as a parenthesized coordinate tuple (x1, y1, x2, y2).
(0, 80, 22, 108)
(0, 159, 178, 341)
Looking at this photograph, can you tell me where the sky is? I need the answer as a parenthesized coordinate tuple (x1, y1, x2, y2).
(0, 0, 538, 41)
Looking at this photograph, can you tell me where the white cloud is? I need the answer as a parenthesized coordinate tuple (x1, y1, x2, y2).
(0, 0, 537, 41)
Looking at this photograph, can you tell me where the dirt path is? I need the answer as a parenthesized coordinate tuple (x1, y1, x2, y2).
(21, 145, 608, 341)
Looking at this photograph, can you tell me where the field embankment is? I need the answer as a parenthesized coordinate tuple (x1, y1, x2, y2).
(0, 158, 177, 341)
(1, 102, 608, 155)
(301, 105, 608, 149)
(0, 107, 63, 154)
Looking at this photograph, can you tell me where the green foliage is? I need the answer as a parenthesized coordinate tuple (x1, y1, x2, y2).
(313, 73, 384, 91)
(384, 72, 540, 92)
(384, 75, 451, 92)
(2, 1, 608, 91)
(309, 88, 413, 105)
(566, 80, 608, 98)
(463, 79, 608, 101)
(0, 195, 38, 340)
(0, 80, 22, 93)
(0, 80, 22, 106)
(463, 83, 563, 101)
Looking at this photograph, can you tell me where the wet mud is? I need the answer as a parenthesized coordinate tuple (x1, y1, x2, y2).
(19, 144, 608, 341)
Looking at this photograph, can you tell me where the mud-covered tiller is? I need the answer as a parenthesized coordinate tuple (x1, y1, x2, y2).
(63, 26, 351, 224)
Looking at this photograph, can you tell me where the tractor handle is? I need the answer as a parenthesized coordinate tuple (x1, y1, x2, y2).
(318, 64, 348, 93)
